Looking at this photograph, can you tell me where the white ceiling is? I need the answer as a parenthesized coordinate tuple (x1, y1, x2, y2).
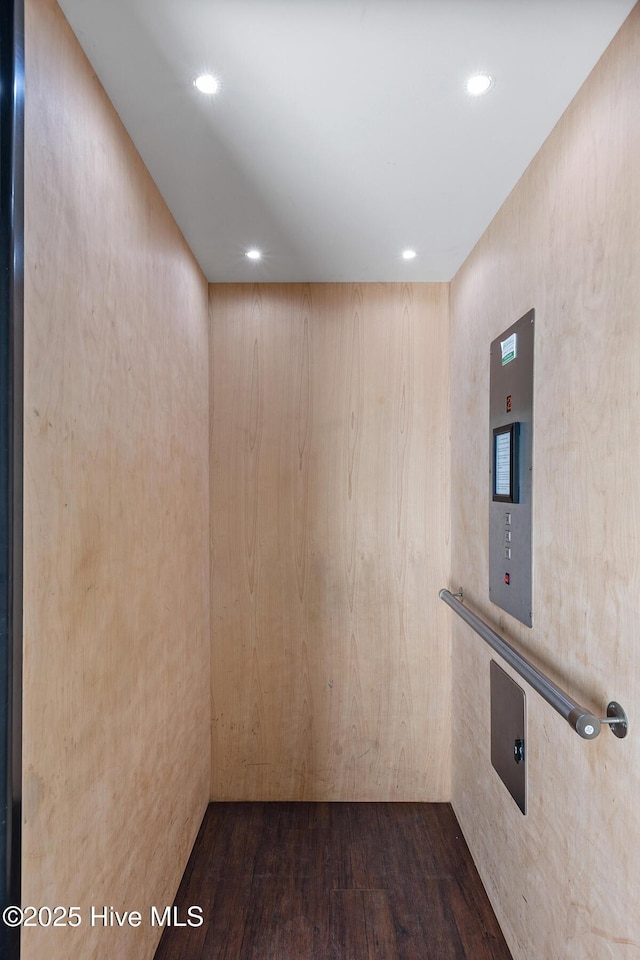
(57, 0, 635, 283)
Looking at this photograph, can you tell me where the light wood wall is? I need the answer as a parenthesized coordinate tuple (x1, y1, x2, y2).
(22, 1, 210, 958)
(209, 283, 450, 800)
(449, 6, 640, 959)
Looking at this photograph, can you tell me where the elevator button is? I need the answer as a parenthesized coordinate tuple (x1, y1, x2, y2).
(504, 548, 512, 559)
(505, 512, 512, 525)
(505, 531, 512, 542)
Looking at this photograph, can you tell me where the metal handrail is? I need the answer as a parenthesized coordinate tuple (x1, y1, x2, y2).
(439, 588, 628, 740)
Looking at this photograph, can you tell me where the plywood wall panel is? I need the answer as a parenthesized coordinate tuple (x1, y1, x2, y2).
(23, 1, 210, 958)
(450, 6, 640, 959)
(210, 283, 450, 801)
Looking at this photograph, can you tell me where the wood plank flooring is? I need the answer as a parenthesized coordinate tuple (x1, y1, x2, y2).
(154, 803, 513, 960)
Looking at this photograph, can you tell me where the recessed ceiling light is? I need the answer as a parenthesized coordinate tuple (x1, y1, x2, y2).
(402, 249, 417, 260)
(194, 74, 219, 95)
(245, 249, 262, 260)
(466, 74, 494, 96)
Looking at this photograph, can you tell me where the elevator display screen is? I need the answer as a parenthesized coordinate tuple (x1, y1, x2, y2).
(493, 423, 519, 503)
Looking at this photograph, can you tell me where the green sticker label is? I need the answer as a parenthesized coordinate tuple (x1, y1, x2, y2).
(501, 333, 517, 365)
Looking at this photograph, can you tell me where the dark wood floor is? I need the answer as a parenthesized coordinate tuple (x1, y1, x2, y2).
(154, 802, 513, 960)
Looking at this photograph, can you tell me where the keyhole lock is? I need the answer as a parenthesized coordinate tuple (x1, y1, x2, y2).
(514, 739, 525, 764)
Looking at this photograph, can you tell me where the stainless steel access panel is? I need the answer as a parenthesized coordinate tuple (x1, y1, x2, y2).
(489, 310, 534, 626)
(491, 660, 526, 814)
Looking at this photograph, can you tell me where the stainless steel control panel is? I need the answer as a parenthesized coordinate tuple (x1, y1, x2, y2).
(489, 310, 534, 627)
